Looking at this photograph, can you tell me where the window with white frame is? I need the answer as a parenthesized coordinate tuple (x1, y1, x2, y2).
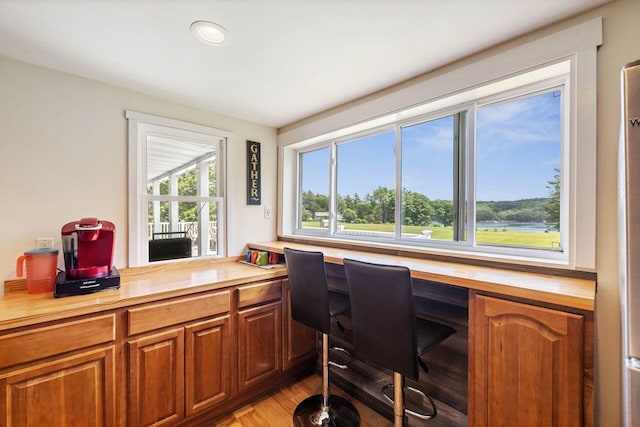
(281, 19, 601, 269)
(291, 62, 570, 263)
(126, 111, 228, 266)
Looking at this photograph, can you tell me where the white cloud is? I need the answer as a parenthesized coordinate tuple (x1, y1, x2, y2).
(477, 92, 561, 155)
(403, 118, 453, 151)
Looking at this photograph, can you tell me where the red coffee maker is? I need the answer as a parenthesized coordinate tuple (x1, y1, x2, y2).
(54, 217, 120, 298)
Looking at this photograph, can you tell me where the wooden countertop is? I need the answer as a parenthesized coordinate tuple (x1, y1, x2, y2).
(1, 241, 596, 331)
(248, 240, 596, 312)
(0, 257, 287, 331)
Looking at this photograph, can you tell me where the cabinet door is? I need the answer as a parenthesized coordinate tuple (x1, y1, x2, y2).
(237, 301, 282, 392)
(0, 347, 115, 427)
(282, 279, 316, 370)
(128, 328, 184, 427)
(469, 294, 584, 427)
(185, 315, 231, 416)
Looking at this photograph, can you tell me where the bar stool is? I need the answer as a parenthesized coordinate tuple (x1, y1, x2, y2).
(343, 258, 455, 427)
(284, 247, 360, 427)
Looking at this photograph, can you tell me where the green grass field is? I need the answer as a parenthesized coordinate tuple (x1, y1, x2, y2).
(301, 221, 560, 249)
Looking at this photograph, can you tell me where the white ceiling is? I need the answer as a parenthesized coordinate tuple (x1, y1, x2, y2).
(0, 0, 610, 129)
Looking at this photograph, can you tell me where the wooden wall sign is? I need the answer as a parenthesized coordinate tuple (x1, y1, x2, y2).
(247, 140, 261, 205)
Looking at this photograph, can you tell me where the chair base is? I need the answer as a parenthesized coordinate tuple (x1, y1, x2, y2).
(293, 394, 360, 427)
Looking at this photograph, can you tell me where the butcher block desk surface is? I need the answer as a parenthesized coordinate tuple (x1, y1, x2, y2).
(248, 240, 595, 312)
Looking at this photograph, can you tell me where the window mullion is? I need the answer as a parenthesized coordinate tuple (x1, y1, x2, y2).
(466, 105, 477, 247)
(453, 114, 461, 241)
(329, 141, 337, 234)
(395, 124, 402, 239)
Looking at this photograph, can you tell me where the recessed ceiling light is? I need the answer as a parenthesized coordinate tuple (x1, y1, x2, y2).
(191, 21, 229, 46)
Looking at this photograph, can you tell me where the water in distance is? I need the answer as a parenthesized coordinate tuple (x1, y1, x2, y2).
(476, 222, 553, 233)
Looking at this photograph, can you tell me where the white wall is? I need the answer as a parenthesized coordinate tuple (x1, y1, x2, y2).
(0, 56, 277, 291)
(278, 1, 639, 425)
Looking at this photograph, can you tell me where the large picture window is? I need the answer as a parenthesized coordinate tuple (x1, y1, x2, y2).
(282, 19, 600, 268)
(291, 63, 569, 262)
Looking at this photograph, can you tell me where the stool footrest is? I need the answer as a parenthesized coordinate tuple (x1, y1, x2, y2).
(382, 383, 437, 420)
(329, 346, 352, 370)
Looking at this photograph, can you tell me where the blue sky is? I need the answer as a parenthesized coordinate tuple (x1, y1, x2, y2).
(475, 91, 561, 201)
(301, 90, 561, 201)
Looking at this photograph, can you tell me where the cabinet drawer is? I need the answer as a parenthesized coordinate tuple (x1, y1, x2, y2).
(0, 314, 115, 368)
(237, 280, 282, 309)
(128, 291, 230, 336)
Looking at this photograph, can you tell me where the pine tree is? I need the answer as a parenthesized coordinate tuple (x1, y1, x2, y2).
(544, 168, 560, 231)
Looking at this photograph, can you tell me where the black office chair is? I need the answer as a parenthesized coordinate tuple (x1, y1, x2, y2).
(284, 247, 360, 427)
(343, 258, 455, 427)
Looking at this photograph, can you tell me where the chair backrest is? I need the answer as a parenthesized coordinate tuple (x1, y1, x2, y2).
(344, 258, 418, 379)
(284, 247, 330, 334)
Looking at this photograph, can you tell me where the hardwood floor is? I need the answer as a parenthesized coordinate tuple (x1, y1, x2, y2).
(212, 374, 393, 426)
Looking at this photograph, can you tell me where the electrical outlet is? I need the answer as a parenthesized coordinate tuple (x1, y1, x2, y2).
(264, 206, 272, 219)
(35, 237, 54, 249)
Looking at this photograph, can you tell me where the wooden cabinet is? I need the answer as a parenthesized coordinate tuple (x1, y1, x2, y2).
(0, 266, 325, 426)
(0, 315, 116, 427)
(128, 328, 185, 427)
(469, 293, 584, 427)
(282, 279, 316, 370)
(0, 348, 115, 427)
(126, 291, 231, 426)
(185, 315, 231, 416)
(236, 280, 282, 392)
